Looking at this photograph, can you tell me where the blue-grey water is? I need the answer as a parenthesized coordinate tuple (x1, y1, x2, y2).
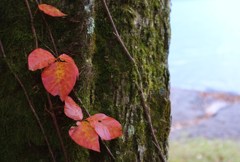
(170, 0, 240, 94)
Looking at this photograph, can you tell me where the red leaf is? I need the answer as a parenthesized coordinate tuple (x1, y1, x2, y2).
(41, 54, 78, 101)
(87, 113, 122, 140)
(64, 96, 83, 121)
(28, 48, 55, 71)
(69, 121, 100, 152)
(38, 4, 67, 17)
(59, 54, 79, 77)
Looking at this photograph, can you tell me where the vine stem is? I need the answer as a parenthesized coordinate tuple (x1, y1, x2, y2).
(24, 0, 38, 48)
(34, 0, 58, 56)
(46, 94, 69, 162)
(102, 0, 166, 161)
(73, 90, 91, 117)
(42, 15, 59, 56)
(0, 40, 56, 162)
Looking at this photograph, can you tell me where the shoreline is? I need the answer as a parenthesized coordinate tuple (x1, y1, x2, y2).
(170, 87, 240, 140)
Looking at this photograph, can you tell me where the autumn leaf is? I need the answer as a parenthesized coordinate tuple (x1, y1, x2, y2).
(64, 96, 83, 121)
(69, 121, 100, 152)
(41, 54, 79, 101)
(28, 48, 55, 71)
(38, 4, 67, 17)
(59, 54, 79, 77)
(87, 113, 122, 140)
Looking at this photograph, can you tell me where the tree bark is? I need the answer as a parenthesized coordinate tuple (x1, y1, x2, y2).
(0, 0, 171, 162)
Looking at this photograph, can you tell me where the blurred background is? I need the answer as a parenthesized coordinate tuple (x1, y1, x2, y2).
(169, 0, 240, 161)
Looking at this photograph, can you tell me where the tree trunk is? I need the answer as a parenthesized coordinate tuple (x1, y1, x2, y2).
(0, 0, 171, 162)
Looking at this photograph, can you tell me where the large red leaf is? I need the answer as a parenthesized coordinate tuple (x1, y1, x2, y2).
(64, 96, 83, 121)
(69, 121, 100, 152)
(38, 4, 67, 17)
(87, 113, 122, 140)
(28, 48, 55, 71)
(41, 55, 78, 101)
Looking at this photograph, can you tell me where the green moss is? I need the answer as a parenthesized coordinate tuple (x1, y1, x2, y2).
(92, 0, 171, 161)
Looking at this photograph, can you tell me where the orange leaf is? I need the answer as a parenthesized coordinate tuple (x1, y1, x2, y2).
(38, 4, 67, 17)
(28, 48, 55, 71)
(69, 121, 100, 152)
(64, 96, 83, 121)
(41, 54, 78, 101)
(87, 113, 122, 140)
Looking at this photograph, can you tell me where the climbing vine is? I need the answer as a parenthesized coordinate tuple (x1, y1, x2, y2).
(27, 3, 123, 154)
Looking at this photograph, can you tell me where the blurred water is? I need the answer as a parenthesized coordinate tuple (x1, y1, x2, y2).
(169, 0, 240, 94)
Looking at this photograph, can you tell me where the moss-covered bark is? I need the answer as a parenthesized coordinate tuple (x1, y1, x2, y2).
(0, 0, 171, 161)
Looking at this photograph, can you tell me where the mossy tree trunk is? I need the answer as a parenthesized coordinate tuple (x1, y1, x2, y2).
(0, 0, 171, 162)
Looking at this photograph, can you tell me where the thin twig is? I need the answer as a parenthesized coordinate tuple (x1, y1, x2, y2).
(101, 141, 115, 160)
(35, 0, 58, 55)
(73, 90, 116, 160)
(35, 0, 39, 4)
(24, 0, 38, 48)
(73, 90, 91, 117)
(46, 94, 69, 162)
(102, 0, 135, 64)
(0, 40, 6, 58)
(138, 88, 166, 162)
(102, 1, 166, 161)
(42, 15, 58, 56)
(0, 40, 56, 162)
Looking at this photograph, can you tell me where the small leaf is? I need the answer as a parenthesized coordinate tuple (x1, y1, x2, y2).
(69, 121, 100, 152)
(28, 48, 55, 71)
(87, 113, 122, 140)
(41, 54, 78, 101)
(38, 4, 67, 17)
(64, 96, 83, 121)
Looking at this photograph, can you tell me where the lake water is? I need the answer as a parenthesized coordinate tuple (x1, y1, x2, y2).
(169, 0, 240, 94)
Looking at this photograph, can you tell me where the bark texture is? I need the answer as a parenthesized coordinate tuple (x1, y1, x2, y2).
(0, 0, 171, 161)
